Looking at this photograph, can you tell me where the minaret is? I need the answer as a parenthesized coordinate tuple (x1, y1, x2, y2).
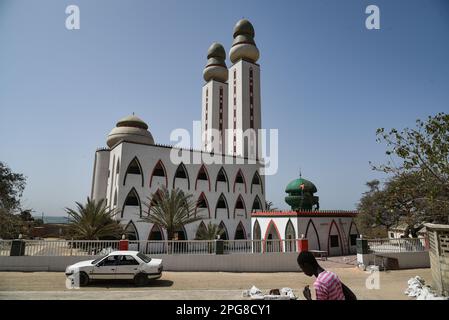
(202, 43, 229, 154)
(227, 19, 261, 159)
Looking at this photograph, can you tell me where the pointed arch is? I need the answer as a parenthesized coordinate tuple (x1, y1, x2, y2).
(305, 219, 321, 251)
(218, 221, 229, 240)
(123, 156, 144, 187)
(328, 219, 343, 256)
(285, 219, 296, 252)
(148, 224, 164, 240)
(215, 166, 230, 192)
(175, 225, 188, 240)
(348, 221, 359, 250)
(251, 195, 263, 212)
(215, 193, 229, 219)
(121, 188, 141, 218)
(233, 194, 247, 219)
(263, 219, 283, 252)
(149, 160, 168, 188)
(172, 162, 190, 190)
(196, 192, 210, 218)
(234, 221, 247, 239)
(250, 171, 263, 194)
(124, 220, 139, 240)
(195, 164, 211, 191)
(233, 168, 247, 193)
(195, 221, 208, 240)
(253, 220, 262, 252)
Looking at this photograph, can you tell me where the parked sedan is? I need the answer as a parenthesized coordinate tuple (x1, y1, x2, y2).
(65, 251, 163, 286)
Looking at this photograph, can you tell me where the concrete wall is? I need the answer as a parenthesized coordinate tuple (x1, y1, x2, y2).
(0, 253, 301, 273)
(357, 251, 430, 269)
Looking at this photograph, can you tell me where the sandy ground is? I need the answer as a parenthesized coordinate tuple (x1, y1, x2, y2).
(0, 267, 432, 300)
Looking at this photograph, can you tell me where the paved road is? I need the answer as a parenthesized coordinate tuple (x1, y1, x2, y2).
(0, 268, 431, 300)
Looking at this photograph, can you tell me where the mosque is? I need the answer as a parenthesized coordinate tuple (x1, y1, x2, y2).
(89, 19, 358, 255)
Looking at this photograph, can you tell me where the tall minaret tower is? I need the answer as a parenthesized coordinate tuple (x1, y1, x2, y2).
(202, 43, 229, 153)
(227, 19, 261, 159)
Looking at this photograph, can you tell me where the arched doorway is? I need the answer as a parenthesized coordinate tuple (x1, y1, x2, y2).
(253, 220, 262, 252)
(285, 219, 296, 252)
(264, 220, 282, 252)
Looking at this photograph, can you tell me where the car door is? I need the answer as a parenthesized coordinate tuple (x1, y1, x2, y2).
(115, 255, 141, 279)
(90, 255, 119, 280)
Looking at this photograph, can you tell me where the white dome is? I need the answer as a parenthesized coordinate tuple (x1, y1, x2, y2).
(106, 115, 155, 148)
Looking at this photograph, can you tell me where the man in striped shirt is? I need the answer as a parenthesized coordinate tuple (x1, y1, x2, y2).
(297, 251, 346, 300)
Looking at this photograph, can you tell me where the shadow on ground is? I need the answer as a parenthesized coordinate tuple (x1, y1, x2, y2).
(86, 279, 174, 288)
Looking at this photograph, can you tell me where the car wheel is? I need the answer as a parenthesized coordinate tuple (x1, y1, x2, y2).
(134, 273, 148, 286)
(79, 272, 89, 287)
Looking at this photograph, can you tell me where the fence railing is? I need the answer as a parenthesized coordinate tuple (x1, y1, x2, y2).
(367, 238, 427, 253)
(0, 239, 300, 256)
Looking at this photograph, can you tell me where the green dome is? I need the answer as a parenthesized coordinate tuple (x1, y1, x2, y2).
(285, 178, 317, 194)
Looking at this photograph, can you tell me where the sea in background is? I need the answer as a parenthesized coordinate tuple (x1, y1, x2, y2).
(32, 216, 70, 224)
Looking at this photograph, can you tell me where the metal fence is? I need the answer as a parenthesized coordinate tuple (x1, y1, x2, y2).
(367, 238, 427, 253)
(0, 239, 300, 256)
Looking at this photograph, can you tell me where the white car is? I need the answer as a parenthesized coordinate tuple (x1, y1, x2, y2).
(65, 251, 163, 286)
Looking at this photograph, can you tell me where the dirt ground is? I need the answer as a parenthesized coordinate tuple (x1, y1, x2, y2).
(0, 267, 432, 300)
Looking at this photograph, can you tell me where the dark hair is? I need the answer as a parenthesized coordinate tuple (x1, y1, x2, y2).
(297, 251, 319, 268)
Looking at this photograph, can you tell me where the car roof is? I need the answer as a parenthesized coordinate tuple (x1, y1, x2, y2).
(108, 251, 140, 255)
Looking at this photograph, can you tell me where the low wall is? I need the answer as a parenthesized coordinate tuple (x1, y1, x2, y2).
(357, 251, 430, 269)
(0, 253, 301, 273)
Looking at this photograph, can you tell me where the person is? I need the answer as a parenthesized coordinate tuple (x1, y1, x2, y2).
(297, 251, 356, 300)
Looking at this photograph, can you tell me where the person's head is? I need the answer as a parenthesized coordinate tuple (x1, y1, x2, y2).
(297, 251, 320, 276)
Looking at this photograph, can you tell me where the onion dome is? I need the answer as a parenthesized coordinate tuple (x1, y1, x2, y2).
(203, 42, 228, 82)
(230, 19, 259, 64)
(285, 177, 320, 211)
(107, 114, 155, 148)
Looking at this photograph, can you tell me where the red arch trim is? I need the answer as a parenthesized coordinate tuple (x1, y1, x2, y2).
(233, 169, 247, 193)
(263, 219, 283, 252)
(195, 165, 211, 191)
(195, 192, 210, 218)
(305, 219, 321, 251)
(233, 194, 247, 219)
(149, 160, 168, 188)
(327, 219, 343, 256)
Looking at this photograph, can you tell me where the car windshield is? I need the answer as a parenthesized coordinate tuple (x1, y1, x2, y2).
(91, 255, 107, 264)
(137, 252, 151, 263)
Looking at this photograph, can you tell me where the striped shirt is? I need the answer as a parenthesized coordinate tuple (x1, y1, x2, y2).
(313, 271, 345, 300)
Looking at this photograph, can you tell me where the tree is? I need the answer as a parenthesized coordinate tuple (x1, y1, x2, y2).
(195, 222, 224, 240)
(0, 161, 26, 211)
(65, 198, 124, 240)
(142, 186, 203, 240)
(360, 113, 449, 237)
(265, 201, 278, 211)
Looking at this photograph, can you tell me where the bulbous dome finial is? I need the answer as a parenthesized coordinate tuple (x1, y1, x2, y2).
(107, 114, 155, 148)
(230, 19, 259, 64)
(203, 42, 228, 82)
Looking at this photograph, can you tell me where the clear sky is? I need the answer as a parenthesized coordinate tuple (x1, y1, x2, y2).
(0, 0, 448, 216)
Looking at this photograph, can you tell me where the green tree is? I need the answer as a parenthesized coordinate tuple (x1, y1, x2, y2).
(360, 113, 449, 237)
(265, 201, 278, 211)
(142, 186, 203, 240)
(195, 221, 224, 240)
(65, 198, 123, 240)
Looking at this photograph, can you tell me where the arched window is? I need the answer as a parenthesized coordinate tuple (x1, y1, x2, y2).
(218, 221, 229, 240)
(250, 171, 263, 194)
(196, 192, 210, 218)
(234, 221, 246, 240)
(233, 194, 247, 219)
(233, 169, 247, 193)
(123, 157, 144, 187)
(195, 221, 208, 240)
(125, 221, 139, 240)
(149, 160, 167, 188)
(148, 224, 164, 240)
(215, 167, 229, 192)
(173, 162, 190, 190)
(264, 220, 283, 252)
(122, 188, 141, 218)
(328, 220, 343, 256)
(215, 193, 229, 219)
(253, 220, 262, 252)
(146, 224, 165, 254)
(251, 195, 263, 212)
(285, 219, 296, 252)
(195, 165, 211, 191)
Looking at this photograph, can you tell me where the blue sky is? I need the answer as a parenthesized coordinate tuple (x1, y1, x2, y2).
(0, 0, 448, 216)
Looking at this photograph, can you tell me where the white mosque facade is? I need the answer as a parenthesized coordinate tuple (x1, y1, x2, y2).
(89, 19, 359, 255)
